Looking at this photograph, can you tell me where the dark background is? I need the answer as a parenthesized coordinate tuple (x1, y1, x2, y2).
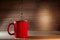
(0, 0, 60, 31)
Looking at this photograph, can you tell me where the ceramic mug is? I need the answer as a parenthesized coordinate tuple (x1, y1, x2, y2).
(7, 20, 28, 38)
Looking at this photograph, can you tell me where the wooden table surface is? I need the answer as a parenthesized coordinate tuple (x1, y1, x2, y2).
(0, 31, 60, 40)
(28, 35, 60, 39)
(0, 35, 60, 40)
(8, 35, 60, 40)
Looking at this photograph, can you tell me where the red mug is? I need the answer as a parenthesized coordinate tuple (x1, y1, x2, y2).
(7, 20, 28, 38)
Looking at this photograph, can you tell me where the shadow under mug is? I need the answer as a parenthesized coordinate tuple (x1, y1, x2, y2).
(7, 20, 28, 38)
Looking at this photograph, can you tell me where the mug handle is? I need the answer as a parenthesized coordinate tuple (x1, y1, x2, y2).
(7, 23, 14, 35)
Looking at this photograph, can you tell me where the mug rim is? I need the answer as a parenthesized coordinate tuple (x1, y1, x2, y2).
(14, 20, 28, 22)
